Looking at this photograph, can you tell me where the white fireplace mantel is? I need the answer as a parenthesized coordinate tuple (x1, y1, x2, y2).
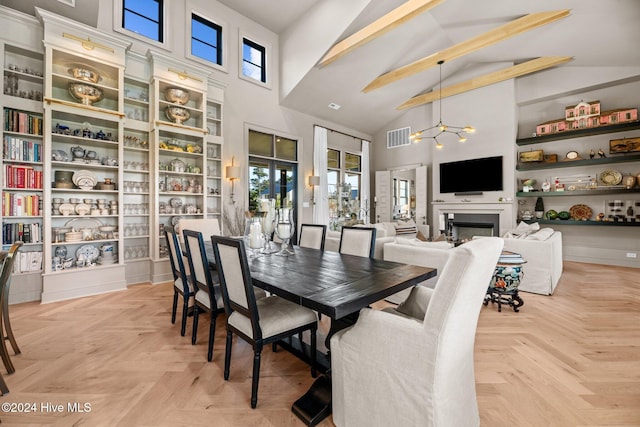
(432, 201, 515, 237)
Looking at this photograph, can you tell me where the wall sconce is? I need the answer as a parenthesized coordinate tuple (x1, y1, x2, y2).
(226, 156, 241, 204)
(308, 175, 320, 205)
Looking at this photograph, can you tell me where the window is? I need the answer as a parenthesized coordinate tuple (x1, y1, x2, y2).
(191, 13, 222, 65)
(242, 38, 266, 83)
(327, 149, 362, 220)
(123, 0, 163, 42)
(248, 130, 298, 217)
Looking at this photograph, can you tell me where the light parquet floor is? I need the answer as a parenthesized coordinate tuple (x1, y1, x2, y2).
(0, 260, 639, 426)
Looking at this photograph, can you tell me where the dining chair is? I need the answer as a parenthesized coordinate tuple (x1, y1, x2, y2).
(299, 224, 327, 251)
(164, 225, 194, 336)
(211, 235, 318, 409)
(177, 218, 221, 244)
(331, 237, 504, 427)
(338, 226, 376, 258)
(182, 229, 225, 361)
(0, 241, 23, 374)
(0, 371, 8, 395)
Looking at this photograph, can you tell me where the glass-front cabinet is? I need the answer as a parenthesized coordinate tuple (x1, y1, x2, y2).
(39, 8, 130, 303)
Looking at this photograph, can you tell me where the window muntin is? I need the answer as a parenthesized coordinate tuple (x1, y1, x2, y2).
(123, 0, 163, 42)
(242, 38, 266, 83)
(191, 13, 222, 65)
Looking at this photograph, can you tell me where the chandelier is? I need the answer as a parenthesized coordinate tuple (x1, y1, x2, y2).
(409, 60, 475, 149)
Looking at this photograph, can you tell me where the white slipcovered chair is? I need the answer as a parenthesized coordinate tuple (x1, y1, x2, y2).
(331, 237, 504, 427)
(339, 226, 376, 258)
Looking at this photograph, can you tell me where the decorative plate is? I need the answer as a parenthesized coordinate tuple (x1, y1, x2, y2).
(599, 170, 622, 186)
(75, 203, 91, 215)
(65, 218, 103, 230)
(169, 197, 183, 208)
(58, 203, 75, 216)
(76, 244, 99, 262)
(569, 204, 593, 221)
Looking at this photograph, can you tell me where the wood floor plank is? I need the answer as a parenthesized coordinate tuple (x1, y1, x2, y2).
(0, 261, 639, 426)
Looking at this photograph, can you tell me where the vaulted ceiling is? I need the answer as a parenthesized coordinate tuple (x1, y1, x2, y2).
(5, 0, 640, 135)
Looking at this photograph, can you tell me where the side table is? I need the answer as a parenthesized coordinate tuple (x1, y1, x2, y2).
(484, 251, 525, 312)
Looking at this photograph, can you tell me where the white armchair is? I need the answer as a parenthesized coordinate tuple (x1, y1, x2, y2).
(330, 237, 504, 427)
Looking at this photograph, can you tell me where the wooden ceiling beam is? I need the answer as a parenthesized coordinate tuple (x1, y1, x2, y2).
(397, 56, 573, 110)
(363, 9, 571, 93)
(318, 0, 445, 68)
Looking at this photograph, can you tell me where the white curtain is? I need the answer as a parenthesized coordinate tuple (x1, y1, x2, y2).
(361, 140, 370, 224)
(313, 126, 329, 225)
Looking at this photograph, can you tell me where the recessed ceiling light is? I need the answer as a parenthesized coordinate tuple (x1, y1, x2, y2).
(57, 0, 76, 6)
(328, 102, 341, 110)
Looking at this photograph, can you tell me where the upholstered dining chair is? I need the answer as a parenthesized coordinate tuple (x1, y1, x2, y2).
(164, 225, 194, 336)
(177, 218, 221, 244)
(211, 235, 318, 409)
(0, 241, 23, 374)
(182, 229, 225, 361)
(339, 226, 376, 258)
(331, 237, 504, 427)
(298, 223, 327, 251)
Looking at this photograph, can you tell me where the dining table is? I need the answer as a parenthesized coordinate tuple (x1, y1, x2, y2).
(205, 242, 437, 426)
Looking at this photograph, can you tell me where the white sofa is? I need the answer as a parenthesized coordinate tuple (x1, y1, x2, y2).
(500, 230, 563, 295)
(325, 222, 429, 260)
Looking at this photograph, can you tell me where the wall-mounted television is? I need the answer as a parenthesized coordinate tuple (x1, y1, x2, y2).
(439, 156, 503, 194)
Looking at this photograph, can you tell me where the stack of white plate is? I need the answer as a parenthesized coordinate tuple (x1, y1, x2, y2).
(65, 231, 83, 242)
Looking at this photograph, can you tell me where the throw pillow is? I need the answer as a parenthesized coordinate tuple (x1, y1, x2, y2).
(526, 228, 554, 241)
(395, 286, 434, 321)
(416, 230, 428, 241)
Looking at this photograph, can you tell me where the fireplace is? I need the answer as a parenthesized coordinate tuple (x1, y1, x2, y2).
(432, 201, 514, 240)
(445, 213, 500, 242)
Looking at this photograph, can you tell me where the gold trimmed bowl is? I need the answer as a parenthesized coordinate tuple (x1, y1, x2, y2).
(68, 83, 103, 105)
(68, 65, 101, 84)
(165, 87, 190, 105)
(165, 106, 190, 124)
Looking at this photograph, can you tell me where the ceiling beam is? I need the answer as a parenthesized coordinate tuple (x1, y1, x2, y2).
(318, 0, 445, 68)
(363, 9, 571, 93)
(397, 56, 573, 110)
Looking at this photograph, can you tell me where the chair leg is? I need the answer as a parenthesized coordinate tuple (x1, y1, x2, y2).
(191, 306, 199, 345)
(207, 314, 216, 362)
(0, 324, 14, 374)
(180, 298, 188, 336)
(272, 342, 277, 352)
(3, 295, 19, 354)
(171, 290, 178, 324)
(224, 330, 232, 380)
(0, 371, 8, 395)
(250, 349, 262, 409)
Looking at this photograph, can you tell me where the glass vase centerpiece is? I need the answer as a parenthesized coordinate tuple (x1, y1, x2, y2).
(258, 199, 277, 254)
(275, 208, 295, 256)
(244, 214, 264, 258)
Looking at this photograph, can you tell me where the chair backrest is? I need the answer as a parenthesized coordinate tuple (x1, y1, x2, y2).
(210, 236, 263, 340)
(0, 242, 22, 301)
(183, 229, 219, 310)
(164, 225, 189, 290)
(176, 218, 221, 243)
(298, 224, 327, 251)
(421, 237, 503, 426)
(338, 226, 376, 258)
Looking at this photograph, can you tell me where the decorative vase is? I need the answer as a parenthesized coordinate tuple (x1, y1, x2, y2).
(534, 197, 545, 219)
(623, 174, 636, 189)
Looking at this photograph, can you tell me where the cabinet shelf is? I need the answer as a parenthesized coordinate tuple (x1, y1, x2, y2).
(517, 188, 640, 197)
(517, 121, 640, 146)
(517, 153, 640, 171)
(531, 219, 640, 227)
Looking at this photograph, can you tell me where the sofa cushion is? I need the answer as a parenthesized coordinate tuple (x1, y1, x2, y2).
(396, 239, 454, 249)
(503, 221, 540, 239)
(395, 218, 417, 235)
(381, 222, 397, 237)
(526, 228, 555, 241)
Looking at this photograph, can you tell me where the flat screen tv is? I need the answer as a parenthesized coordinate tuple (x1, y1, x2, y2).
(439, 156, 503, 194)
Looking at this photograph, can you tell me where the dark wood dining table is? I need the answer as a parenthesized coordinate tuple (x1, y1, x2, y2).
(205, 243, 437, 426)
